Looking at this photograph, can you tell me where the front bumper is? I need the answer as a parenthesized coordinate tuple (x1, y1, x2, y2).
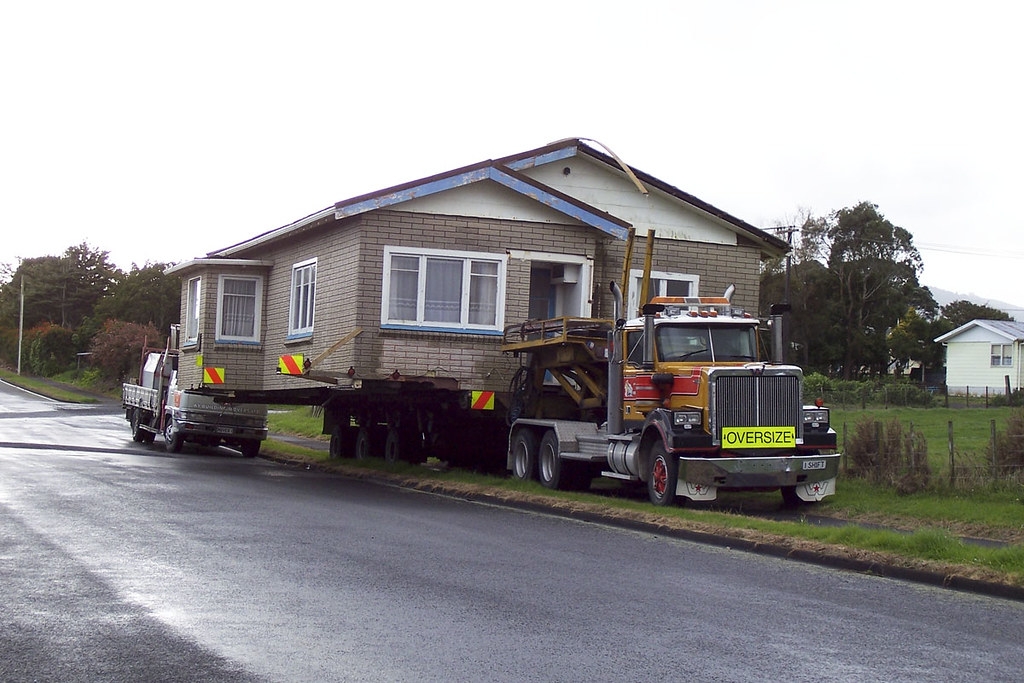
(677, 453, 841, 501)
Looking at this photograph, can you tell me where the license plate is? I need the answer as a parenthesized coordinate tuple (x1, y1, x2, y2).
(803, 459, 826, 470)
(216, 426, 234, 434)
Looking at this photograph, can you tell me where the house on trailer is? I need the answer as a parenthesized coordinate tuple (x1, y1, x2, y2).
(166, 139, 788, 462)
(934, 319, 1024, 395)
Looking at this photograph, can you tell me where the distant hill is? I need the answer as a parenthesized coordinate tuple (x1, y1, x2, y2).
(926, 285, 1023, 319)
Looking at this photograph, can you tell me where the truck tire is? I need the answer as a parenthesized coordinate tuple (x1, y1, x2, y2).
(510, 428, 538, 481)
(164, 417, 183, 453)
(129, 409, 145, 443)
(354, 426, 376, 460)
(384, 426, 425, 464)
(329, 425, 354, 459)
(647, 441, 678, 506)
(537, 430, 565, 490)
(239, 440, 260, 458)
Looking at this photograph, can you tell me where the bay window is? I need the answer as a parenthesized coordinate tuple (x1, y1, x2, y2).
(216, 274, 263, 343)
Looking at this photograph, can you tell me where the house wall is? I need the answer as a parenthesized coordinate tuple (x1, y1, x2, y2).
(944, 341, 1023, 394)
(175, 262, 271, 391)
(177, 207, 766, 397)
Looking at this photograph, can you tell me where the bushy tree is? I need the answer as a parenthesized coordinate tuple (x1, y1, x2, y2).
(799, 202, 934, 379)
(89, 319, 163, 384)
(941, 300, 1013, 328)
(93, 262, 180, 334)
(25, 323, 77, 376)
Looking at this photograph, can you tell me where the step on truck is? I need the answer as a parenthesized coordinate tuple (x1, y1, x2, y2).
(502, 283, 840, 506)
(122, 327, 268, 457)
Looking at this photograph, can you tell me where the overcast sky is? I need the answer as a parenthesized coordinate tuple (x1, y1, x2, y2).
(3, 1, 1022, 311)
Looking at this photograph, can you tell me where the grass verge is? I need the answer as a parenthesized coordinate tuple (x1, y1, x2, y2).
(0, 367, 102, 403)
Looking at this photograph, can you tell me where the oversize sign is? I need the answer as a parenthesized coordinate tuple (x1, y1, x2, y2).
(721, 426, 796, 449)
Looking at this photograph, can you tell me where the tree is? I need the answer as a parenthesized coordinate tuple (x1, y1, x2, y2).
(801, 202, 934, 379)
(93, 262, 180, 335)
(0, 243, 119, 330)
(940, 300, 1013, 328)
(89, 319, 163, 383)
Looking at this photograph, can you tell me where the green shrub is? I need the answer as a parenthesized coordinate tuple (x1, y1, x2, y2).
(844, 417, 931, 492)
(27, 323, 77, 376)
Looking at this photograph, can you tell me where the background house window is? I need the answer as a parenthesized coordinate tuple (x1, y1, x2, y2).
(991, 344, 1012, 367)
(216, 275, 263, 343)
(628, 269, 699, 317)
(382, 246, 505, 332)
(184, 277, 201, 345)
(289, 259, 316, 336)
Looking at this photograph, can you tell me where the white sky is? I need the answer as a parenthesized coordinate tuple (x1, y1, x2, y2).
(3, 1, 1022, 311)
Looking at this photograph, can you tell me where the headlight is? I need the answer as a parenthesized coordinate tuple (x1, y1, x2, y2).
(803, 408, 829, 425)
(674, 411, 702, 426)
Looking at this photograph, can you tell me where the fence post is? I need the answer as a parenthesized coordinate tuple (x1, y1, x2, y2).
(966, 387, 970, 408)
(875, 420, 882, 483)
(990, 419, 997, 479)
(985, 386, 989, 409)
(948, 420, 954, 487)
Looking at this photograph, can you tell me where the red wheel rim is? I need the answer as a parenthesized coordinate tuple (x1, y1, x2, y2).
(652, 457, 667, 496)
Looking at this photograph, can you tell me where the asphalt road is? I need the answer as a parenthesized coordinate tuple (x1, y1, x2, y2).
(1, 380, 1023, 682)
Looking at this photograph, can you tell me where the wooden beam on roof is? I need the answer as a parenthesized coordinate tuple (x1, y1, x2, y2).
(335, 168, 489, 219)
(486, 166, 631, 240)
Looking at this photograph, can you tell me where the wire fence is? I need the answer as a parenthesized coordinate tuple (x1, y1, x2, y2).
(838, 418, 1024, 490)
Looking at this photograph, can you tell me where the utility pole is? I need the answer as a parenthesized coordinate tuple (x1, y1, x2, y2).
(17, 275, 25, 375)
(771, 226, 799, 364)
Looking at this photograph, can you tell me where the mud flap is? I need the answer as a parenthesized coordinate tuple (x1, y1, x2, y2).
(795, 477, 836, 502)
(679, 480, 718, 502)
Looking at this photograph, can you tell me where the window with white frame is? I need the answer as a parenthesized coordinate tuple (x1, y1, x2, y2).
(382, 246, 505, 332)
(289, 259, 316, 337)
(184, 277, 201, 345)
(991, 344, 1012, 367)
(627, 269, 699, 317)
(216, 274, 263, 343)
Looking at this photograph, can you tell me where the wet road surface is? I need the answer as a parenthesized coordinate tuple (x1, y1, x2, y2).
(1, 380, 1023, 681)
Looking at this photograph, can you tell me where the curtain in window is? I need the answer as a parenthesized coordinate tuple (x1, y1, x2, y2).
(292, 264, 315, 331)
(389, 256, 419, 320)
(469, 260, 498, 325)
(425, 257, 461, 323)
(185, 278, 200, 341)
(222, 278, 256, 337)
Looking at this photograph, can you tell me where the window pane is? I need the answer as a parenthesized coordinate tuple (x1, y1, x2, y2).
(222, 278, 256, 337)
(665, 279, 691, 297)
(291, 263, 315, 332)
(389, 256, 419, 320)
(469, 260, 498, 325)
(185, 278, 200, 342)
(425, 258, 461, 323)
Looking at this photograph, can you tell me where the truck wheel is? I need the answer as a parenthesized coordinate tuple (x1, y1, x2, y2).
(129, 409, 145, 443)
(164, 418, 183, 453)
(329, 425, 354, 459)
(647, 442, 678, 506)
(510, 429, 538, 481)
(240, 440, 260, 458)
(383, 427, 402, 463)
(781, 486, 813, 507)
(354, 427, 375, 460)
(537, 430, 565, 490)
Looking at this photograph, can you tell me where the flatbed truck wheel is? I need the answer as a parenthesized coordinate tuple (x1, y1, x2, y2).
(537, 430, 565, 490)
(510, 429, 538, 481)
(164, 417, 183, 453)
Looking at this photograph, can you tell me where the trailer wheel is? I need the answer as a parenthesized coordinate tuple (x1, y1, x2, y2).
(510, 429, 538, 481)
(164, 417, 183, 453)
(354, 427, 375, 460)
(537, 430, 565, 490)
(329, 425, 355, 459)
(647, 442, 678, 506)
(239, 440, 260, 458)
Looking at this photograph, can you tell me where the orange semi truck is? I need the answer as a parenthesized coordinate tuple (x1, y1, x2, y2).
(501, 284, 840, 506)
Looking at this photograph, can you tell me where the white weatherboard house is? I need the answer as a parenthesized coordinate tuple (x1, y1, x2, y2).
(935, 319, 1024, 395)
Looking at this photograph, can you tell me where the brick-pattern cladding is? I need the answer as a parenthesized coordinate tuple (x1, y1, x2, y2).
(175, 209, 764, 395)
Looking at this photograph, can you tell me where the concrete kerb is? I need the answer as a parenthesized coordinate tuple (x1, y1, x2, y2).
(261, 437, 1024, 604)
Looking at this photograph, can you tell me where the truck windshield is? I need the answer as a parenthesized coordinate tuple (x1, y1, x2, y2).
(655, 324, 757, 362)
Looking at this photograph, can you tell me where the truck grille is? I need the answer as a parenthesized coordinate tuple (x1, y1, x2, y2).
(711, 373, 802, 442)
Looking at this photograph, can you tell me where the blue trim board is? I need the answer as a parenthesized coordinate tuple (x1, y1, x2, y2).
(336, 168, 489, 219)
